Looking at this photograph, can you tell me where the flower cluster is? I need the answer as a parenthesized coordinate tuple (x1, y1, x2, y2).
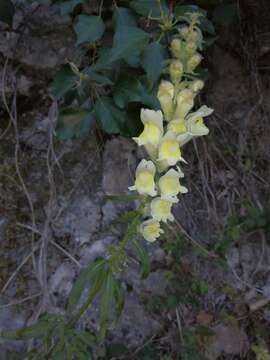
(129, 14, 213, 242)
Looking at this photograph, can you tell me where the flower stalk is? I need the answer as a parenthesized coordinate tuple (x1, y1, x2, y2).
(129, 13, 214, 243)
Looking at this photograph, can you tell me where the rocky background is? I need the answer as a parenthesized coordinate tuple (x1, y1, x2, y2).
(1, 1, 270, 359)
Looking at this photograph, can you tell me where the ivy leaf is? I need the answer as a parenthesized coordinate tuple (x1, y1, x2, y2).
(60, 0, 82, 15)
(130, 0, 169, 18)
(94, 97, 125, 134)
(141, 42, 164, 84)
(113, 74, 143, 108)
(74, 15, 105, 45)
(113, 7, 137, 30)
(0, 0, 15, 26)
(111, 26, 150, 63)
(56, 107, 95, 140)
(50, 65, 77, 101)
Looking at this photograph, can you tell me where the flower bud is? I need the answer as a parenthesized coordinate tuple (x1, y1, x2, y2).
(185, 41, 197, 56)
(189, 79, 204, 92)
(169, 60, 183, 84)
(170, 38, 182, 59)
(175, 89, 194, 118)
(186, 53, 202, 73)
(157, 81, 175, 121)
(187, 29, 200, 44)
(179, 26, 189, 40)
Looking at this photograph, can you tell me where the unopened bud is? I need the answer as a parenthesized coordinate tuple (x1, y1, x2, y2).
(187, 30, 201, 44)
(175, 89, 194, 118)
(179, 26, 189, 40)
(158, 81, 175, 121)
(185, 41, 197, 56)
(189, 79, 204, 92)
(171, 38, 182, 59)
(169, 60, 183, 84)
(186, 53, 202, 73)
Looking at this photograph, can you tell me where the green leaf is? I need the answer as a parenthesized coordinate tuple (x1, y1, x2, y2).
(94, 97, 125, 134)
(99, 272, 115, 339)
(0, 0, 15, 26)
(174, 5, 206, 19)
(50, 65, 77, 101)
(130, 0, 169, 18)
(212, 4, 237, 27)
(113, 74, 143, 109)
(141, 42, 164, 83)
(60, 0, 82, 15)
(131, 238, 151, 279)
(74, 15, 105, 45)
(68, 258, 106, 312)
(56, 107, 95, 140)
(111, 26, 150, 63)
(106, 195, 140, 201)
(113, 7, 137, 30)
(113, 281, 125, 322)
(200, 18, 215, 34)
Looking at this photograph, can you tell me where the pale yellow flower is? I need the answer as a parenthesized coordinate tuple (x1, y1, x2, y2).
(158, 132, 185, 166)
(151, 197, 174, 222)
(159, 168, 188, 201)
(140, 219, 164, 242)
(128, 159, 157, 196)
(174, 89, 194, 118)
(177, 105, 213, 145)
(133, 109, 163, 147)
(157, 81, 175, 122)
(167, 119, 187, 134)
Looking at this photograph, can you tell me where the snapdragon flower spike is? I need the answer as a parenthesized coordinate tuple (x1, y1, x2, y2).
(140, 219, 164, 242)
(133, 109, 163, 147)
(158, 131, 186, 166)
(128, 159, 157, 197)
(159, 168, 188, 202)
(150, 197, 174, 223)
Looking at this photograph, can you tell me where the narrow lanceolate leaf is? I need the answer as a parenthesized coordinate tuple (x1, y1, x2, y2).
(174, 5, 206, 19)
(141, 42, 165, 84)
(68, 258, 106, 312)
(130, 0, 169, 18)
(74, 15, 105, 45)
(50, 65, 77, 101)
(113, 281, 125, 322)
(111, 26, 150, 63)
(56, 107, 95, 140)
(0, 0, 15, 26)
(99, 272, 115, 339)
(131, 238, 151, 279)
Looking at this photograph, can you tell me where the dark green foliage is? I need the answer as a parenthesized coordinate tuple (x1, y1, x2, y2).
(0, 0, 15, 26)
(56, 107, 94, 140)
(73, 15, 105, 45)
